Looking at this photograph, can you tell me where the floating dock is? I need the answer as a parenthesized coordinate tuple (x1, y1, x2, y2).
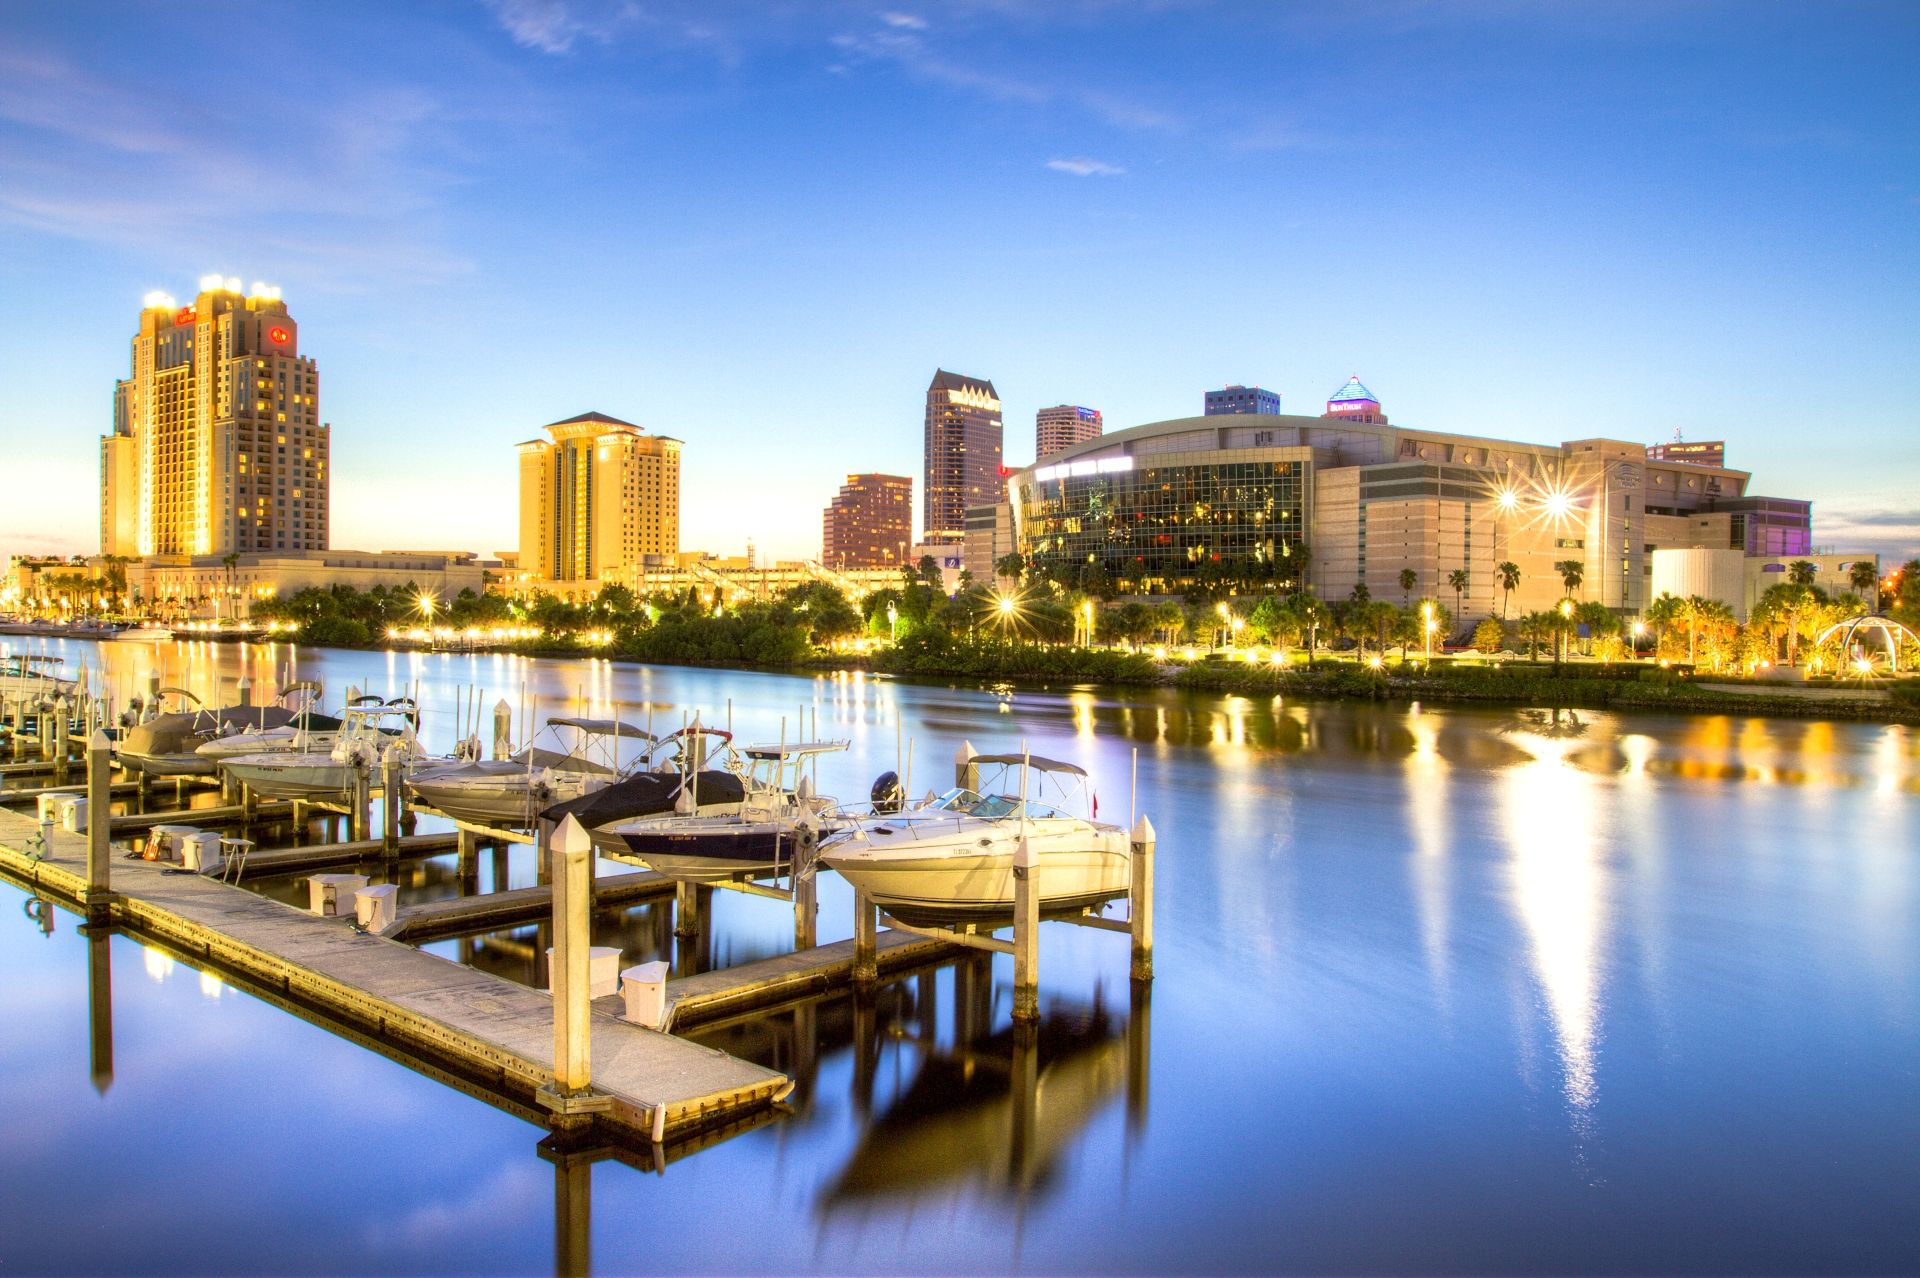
(0, 808, 788, 1144)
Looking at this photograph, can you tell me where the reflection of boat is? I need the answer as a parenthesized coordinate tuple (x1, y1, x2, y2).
(407, 717, 652, 826)
(820, 754, 1130, 927)
(603, 740, 849, 883)
(219, 702, 451, 799)
(822, 1002, 1125, 1205)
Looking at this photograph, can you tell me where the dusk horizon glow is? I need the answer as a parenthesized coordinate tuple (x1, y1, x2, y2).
(2, 0, 1916, 566)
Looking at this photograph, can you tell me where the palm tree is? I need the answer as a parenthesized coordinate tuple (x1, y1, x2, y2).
(1446, 568, 1469, 619)
(1398, 568, 1417, 606)
(1555, 558, 1584, 598)
(1645, 592, 1682, 656)
(1787, 560, 1818, 589)
(1849, 560, 1879, 609)
(1496, 561, 1521, 619)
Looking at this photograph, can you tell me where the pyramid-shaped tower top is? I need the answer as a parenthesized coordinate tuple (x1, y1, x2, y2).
(1327, 376, 1378, 406)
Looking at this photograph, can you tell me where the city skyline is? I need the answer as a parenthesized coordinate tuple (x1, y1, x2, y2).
(1, 1, 1917, 568)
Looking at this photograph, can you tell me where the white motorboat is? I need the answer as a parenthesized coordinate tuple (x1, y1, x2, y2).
(819, 753, 1131, 927)
(601, 739, 850, 883)
(118, 689, 307, 777)
(219, 701, 449, 800)
(110, 623, 175, 643)
(196, 682, 351, 764)
(0, 653, 77, 703)
(406, 716, 654, 826)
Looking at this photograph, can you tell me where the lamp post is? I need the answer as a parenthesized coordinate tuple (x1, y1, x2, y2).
(1216, 601, 1231, 650)
(1557, 598, 1574, 671)
(886, 601, 898, 644)
(1083, 599, 1096, 648)
(1632, 619, 1647, 659)
(1422, 600, 1435, 662)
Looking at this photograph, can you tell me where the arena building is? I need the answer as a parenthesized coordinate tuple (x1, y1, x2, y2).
(1002, 377, 1834, 619)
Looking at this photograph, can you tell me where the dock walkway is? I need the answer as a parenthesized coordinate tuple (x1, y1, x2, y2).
(0, 810, 786, 1143)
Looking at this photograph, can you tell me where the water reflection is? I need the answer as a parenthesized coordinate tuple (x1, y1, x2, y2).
(1501, 713, 1609, 1138)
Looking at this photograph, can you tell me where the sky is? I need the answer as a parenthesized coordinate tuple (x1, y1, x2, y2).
(1, 0, 1916, 567)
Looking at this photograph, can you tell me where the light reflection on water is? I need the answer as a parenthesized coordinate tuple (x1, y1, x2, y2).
(1, 636, 1917, 1274)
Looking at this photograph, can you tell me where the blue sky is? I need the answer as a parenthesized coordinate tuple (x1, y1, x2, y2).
(1, 0, 1915, 566)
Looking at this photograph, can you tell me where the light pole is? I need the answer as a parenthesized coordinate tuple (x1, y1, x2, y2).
(1216, 601, 1231, 650)
(1082, 599, 1096, 648)
(1632, 619, 1646, 659)
(1422, 600, 1435, 662)
(1557, 598, 1574, 671)
(886, 601, 898, 644)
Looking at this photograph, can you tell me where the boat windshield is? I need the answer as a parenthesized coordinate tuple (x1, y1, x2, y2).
(961, 794, 1069, 821)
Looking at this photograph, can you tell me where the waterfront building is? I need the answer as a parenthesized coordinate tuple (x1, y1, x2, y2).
(101, 277, 329, 557)
(516, 411, 680, 585)
(1036, 405, 1103, 461)
(822, 473, 912, 569)
(1649, 548, 1878, 622)
(1009, 376, 1831, 618)
(963, 502, 1017, 584)
(1204, 385, 1281, 416)
(1647, 438, 1726, 468)
(129, 550, 486, 619)
(923, 370, 1003, 546)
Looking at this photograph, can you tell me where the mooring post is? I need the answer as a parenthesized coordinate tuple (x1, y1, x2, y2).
(457, 827, 479, 895)
(349, 759, 371, 843)
(550, 815, 593, 1096)
(39, 697, 57, 761)
(852, 888, 878, 987)
(235, 675, 252, 708)
(1012, 832, 1040, 1023)
(1130, 814, 1156, 983)
(86, 729, 112, 918)
(145, 671, 160, 721)
(673, 879, 699, 938)
(793, 847, 818, 952)
(380, 745, 403, 856)
(955, 739, 978, 791)
(1126, 980, 1152, 1139)
(492, 698, 513, 761)
(536, 818, 554, 887)
(1009, 1018, 1039, 1190)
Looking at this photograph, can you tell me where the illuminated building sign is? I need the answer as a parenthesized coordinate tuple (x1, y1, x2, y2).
(268, 326, 290, 344)
(1326, 399, 1378, 414)
(1033, 456, 1134, 483)
(174, 307, 197, 326)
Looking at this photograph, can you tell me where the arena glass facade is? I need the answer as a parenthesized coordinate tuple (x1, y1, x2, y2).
(1017, 453, 1309, 592)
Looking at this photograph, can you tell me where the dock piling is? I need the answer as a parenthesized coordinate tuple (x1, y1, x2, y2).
(673, 880, 698, 938)
(955, 739, 978, 792)
(1012, 833, 1039, 1023)
(349, 759, 371, 843)
(85, 730, 112, 917)
(548, 815, 596, 1100)
(492, 699, 512, 760)
(380, 746, 402, 856)
(852, 888, 878, 987)
(1130, 814, 1156, 983)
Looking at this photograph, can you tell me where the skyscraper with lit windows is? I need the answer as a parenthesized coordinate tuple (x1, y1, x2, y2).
(922, 369, 1002, 545)
(102, 276, 328, 556)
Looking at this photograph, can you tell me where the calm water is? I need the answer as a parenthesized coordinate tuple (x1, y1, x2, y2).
(2, 637, 1917, 1275)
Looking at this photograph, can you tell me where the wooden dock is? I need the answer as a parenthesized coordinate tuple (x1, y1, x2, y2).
(383, 870, 675, 942)
(0, 809, 788, 1145)
(647, 930, 959, 1030)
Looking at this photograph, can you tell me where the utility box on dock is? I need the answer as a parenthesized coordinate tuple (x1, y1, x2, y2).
(178, 832, 222, 872)
(355, 884, 399, 932)
(621, 961, 671, 1029)
(308, 873, 370, 918)
(59, 796, 88, 834)
(547, 945, 623, 1000)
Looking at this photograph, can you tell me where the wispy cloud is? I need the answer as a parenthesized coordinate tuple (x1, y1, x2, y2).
(1047, 156, 1124, 177)
(879, 11, 928, 30)
(0, 42, 486, 289)
(829, 14, 1182, 133)
(1813, 503, 1920, 562)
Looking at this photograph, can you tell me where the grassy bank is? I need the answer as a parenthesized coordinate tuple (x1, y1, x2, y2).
(1175, 659, 1920, 723)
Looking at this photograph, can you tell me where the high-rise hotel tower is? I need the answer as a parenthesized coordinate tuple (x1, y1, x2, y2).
(102, 277, 328, 557)
(922, 369, 1002, 546)
(517, 411, 680, 583)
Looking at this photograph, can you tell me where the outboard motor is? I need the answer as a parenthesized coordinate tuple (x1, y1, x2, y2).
(870, 770, 904, 814)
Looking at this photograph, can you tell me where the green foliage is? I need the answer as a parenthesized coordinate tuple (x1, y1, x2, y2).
(1471, 617, 1506, 653)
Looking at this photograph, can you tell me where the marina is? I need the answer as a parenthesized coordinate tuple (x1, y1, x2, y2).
(1, 638, 1916, 1273)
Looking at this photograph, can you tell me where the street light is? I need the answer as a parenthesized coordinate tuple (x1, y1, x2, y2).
(1083, 599, 1096, 647)
(886, 601, 898, 643)
(1422, 600, 1435, 661)
(1632, 619, 1646, 657)
(1557, 598, 1574, 669)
